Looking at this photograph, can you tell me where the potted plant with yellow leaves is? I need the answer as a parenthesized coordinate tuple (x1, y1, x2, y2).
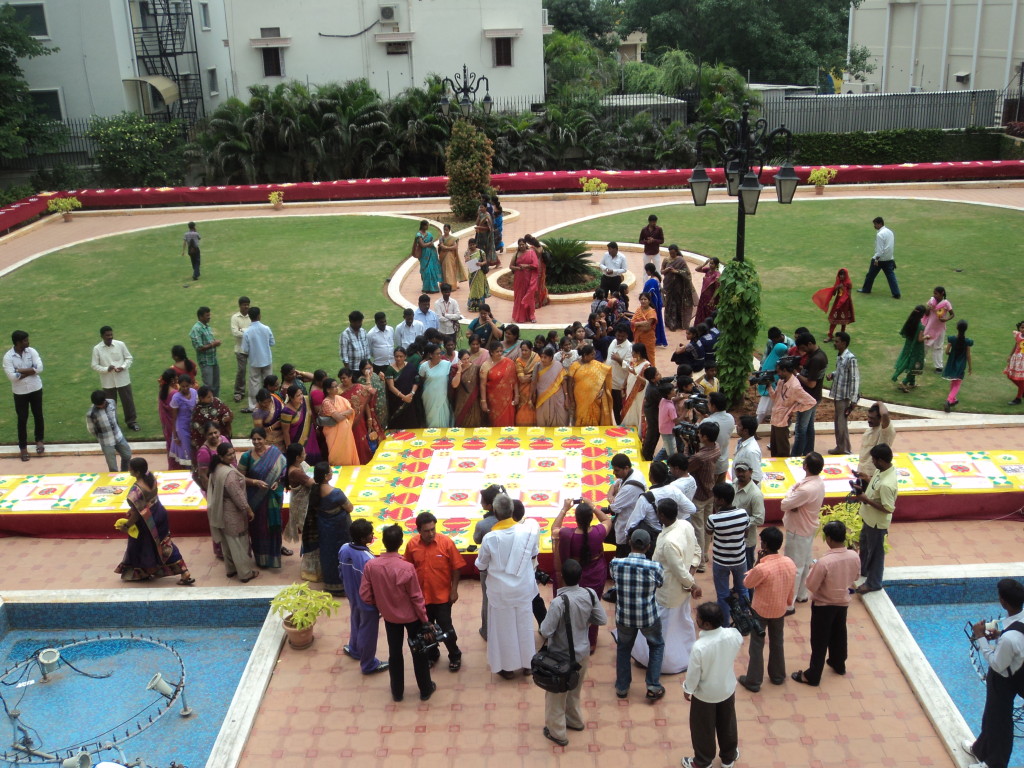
(270, 582, 340, 649)
(580, 176, 609, 205)
(808, 166, 838, 196)
(47, 196, 82, 222)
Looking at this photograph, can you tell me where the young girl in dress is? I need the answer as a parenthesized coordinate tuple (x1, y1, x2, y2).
(923, 286, 954, 372)
(1004, 319, 1024, 405)
(942, 319, 972, 412)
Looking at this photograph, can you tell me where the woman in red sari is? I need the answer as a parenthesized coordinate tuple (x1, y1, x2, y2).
(479, 341, 518, 427)
(528, 234, 550, 308)
(694, 257, 721, 325)
(812, 267, 855, 340)
(511, 238, 539, 323)
(338, 368, 382, 465)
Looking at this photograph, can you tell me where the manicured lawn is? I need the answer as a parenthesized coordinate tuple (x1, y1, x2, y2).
(550, 198, 1024, 414)
(0, 215, 425, 444)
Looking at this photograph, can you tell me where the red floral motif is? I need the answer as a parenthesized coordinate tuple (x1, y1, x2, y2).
(37, 487, 57, 496)
(462, 438, 487, 450)
(441, 517, 471, 532)
(392, 476, 424, 489)
(582, 459, 607, 471)
(581, 472, 607, 487)
(530, 439, 554, 449)
(822, 467, 843, 475)
(457, 461, 478, 469)
(562, 438, 585, 448)
(405, 448, 434, 460)
(537, 460, 555, 468)
(431, 439, 455, 449)
(386, 492, 420, 505)
(390, 431, 416, 441)
(582, 489, 608, 503)
(582, 446, 607, 457)
(605, 427, 629, 438)
(449, 492, 469, 502)
(398, 461, 429, 473)
(381, 505, 415, 521)
(496, 438, 520, 449)
(530, 492, 551, 502)
(949, 464, 971, 473)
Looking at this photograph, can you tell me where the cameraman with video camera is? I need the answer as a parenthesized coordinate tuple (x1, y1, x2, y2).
(360, 524, 436, 703)
(738, 527, 796, 693)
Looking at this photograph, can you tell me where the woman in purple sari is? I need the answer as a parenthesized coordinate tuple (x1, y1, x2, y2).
(168, 374, 197, 468)
(239, 427, 288, 569)
(158, 369, 183, 470)
(550, 498, 612, 648)
(279, 384, 322, 464)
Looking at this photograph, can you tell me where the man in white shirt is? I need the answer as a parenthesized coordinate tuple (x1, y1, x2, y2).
(781, 452, 826, 614)
(413, 294, 439, 331)
(857, 401, 895, 477)
(229, 296, 251, 404)
(681, 602, 743, 768)
(667, 452, 698, 507)
(732, 416, 763, 484)
(90, 326, 138, 431)
(607, 325, 632, 422)
(394, 308, 424, 351)
(240, 307, 274, 412)
(704, 392, 735, 483)
(605, 453, 648, 557)
(3, 330, 44, 461)
(365, 312, 395, 373)
(599, 241, 627, 292)
(858, 216, 900, 299)
(624, 460, 695, 541)
(434, 284, 463, 343)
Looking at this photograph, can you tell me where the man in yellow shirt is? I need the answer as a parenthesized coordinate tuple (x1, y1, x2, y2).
(851, 443, 897, 594)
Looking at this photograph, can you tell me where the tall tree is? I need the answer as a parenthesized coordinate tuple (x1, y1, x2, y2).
(0, 3, 57, 159)
(544, 0, 617, 40)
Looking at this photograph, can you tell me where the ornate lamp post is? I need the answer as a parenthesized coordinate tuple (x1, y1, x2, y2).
(439, 64, 493, 118)
(688, 102, 799, 262)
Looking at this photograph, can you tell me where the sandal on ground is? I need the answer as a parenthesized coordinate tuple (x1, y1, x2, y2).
(543, 727, 569, 747)
(225, 571, 237, 579)
(280, 547, 294, 556)
(497, 670, 517, 680)
(20, 451, 30, 462)
(241, 570, 260, 583)
(177, 576, 196, 586)
(646, 686, 666, 701)
(35, 442, 44, 455)
(449, 658, 462, 672)
(791, 670, 817, 686)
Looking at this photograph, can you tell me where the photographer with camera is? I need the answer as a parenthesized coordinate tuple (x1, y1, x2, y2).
(781, 453, 826, 615)
(792, 333, 828, 457)
(738, 527, 796, 693)
(963, 578, 1024, 768)
(768, 357, 817, 458)
(851, 443, 898, 595)
(624, 461, 694, 555)
(704, 392, 735, 483)
(404, 512, 466, 673)
(791, 520, 860, 687)
(359, 524, 436, 703)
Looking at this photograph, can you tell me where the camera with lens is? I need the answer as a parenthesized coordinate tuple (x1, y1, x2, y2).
(749, 369, 775, 387)
(726, 591, 764, 637)
(672, 419, 701, 455)
(685, 394, 709, 415)
(408, 622, 452, 655)
(848, 476, 866, 495)
(535, 568, 552, 586)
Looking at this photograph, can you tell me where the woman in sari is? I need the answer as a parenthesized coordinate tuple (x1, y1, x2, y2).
(253, 387, 286, 451)
(511, 238, 540, 323)
(662, 244, 696, 332)
(892, 305, 927, 392)
(643, 263, 669, 348)
(281, 364, 314, 395)
(568, 345, 614, 426)
(239, 426, 287, 570)
(476, 202, 497, 267)
(359, 359, 389, 432)
(500, 323, 521, 359)
(812, 267, 856, 340)
(158, 369, 183, 470)
(550, 499, 611, 646)
(170, 345, 197, 380)
(413, 219, 442, 294)
(631, 292, 660, 368)
(340, 368, 382, 464)
(453, 350, 485, 427)
(418, 343, 456, 428)
(620, 342, 651, 428)
(206, 443, 259, 581)
(529, 235, 550, 309)
(320, 378, 359, 466)
(534, 346, 568, 427)
(385, 348, 423, 430)
(695, 257, 721, 325)
(308, 461, 353, 596)
(309, 369, 329, 460)
(280, 384, 322, 464)
(465, 237, 490, 312)
(115, 457, 194, 584)
(515, 341, 539, 426)
(194, 421, 230, 560)
(282, 443, 316, 580)
(438, 223, 467, 288)
(480, 341, 518, 427)
(169, 374, 197, 468)
(189, 386, 234, 458)
(493, 199, 505, 253)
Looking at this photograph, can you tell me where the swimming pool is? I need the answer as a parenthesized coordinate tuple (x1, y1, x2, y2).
(0, 588, 282, 768)
(866, 564, 1024, 768)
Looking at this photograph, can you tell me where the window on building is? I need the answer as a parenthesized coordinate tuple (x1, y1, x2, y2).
(386, 42, 409, 55)
(199, 2, 211, 29)
(29, 90, 62, 121)
(493, 37, 513, 67)
(262, 48, 283, 77)
(207, 67, 218, 94)
(10, 4, 48, 37)
(260, 27, 281, 38)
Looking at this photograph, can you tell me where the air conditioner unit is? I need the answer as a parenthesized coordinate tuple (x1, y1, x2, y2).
(379, 4, 398, 23)
(861, 82, 879, 93)
(541, 8, 548, 25)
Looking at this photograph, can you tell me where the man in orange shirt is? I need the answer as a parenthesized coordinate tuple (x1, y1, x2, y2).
(738, 527, 796, 693)
(405, 511, 466, 672)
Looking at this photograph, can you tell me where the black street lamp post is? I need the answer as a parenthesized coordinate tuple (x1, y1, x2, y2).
(439, 64, 493, 119)
(688, 102, 799, 262)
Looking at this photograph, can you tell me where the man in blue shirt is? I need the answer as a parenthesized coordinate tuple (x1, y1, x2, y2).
(240, 306, 274, 414)
(339, 519, 389, 675)
(413, 294, 439, 331)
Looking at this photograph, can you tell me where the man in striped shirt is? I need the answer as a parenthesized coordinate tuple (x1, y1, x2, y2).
(706, 482, 750, 628)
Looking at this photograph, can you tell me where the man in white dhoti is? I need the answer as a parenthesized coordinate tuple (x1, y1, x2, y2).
(476, 493, 540, 679)
(632, 498, 703, 673)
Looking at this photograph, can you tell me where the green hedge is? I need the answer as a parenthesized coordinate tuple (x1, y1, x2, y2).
(794, 128, 1005, 165)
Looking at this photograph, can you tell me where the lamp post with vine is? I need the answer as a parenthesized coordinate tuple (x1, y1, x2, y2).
(687, 101, 799, 262)
(439, 64, 493, 119)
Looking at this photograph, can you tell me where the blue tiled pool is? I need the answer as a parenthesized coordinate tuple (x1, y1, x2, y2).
(889, 577, 1023, 768)
(0, 598, 268, 768)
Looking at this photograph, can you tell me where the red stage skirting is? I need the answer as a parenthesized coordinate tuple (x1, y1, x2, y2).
(4, 160, 1023, 233)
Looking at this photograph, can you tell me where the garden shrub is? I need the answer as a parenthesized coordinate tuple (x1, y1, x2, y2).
(446, 119, 494, 220)
(539, 237, 593, 285)
(715, 257, 762, 407)
(794, 127, 1003, 165)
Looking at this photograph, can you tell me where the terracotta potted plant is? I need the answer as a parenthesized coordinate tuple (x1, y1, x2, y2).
(808, 166, 838, 196)
(268, 190, 285, 210)
(580, 176, 609, 205)
(270, 582, 340, 649)
(47, 196, 83, 222)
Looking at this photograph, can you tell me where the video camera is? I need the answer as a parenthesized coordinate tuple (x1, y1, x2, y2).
(748, 369, 776, 387)
(535, 568, 552, 586)
(848, 476, 867, 495)
(726, 591, 765, 638)
(684, 394, 709, 416)
(408, 622, 453, 656)
(672, 420, 701, 455)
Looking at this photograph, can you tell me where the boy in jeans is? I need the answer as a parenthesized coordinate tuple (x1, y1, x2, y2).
(706, 482, 750, 628)
(85, 390, 132, 472)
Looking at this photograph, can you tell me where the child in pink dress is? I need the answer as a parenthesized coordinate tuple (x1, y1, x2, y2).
(922, 287, 954, 372)
(1004, 320, 1024, 405)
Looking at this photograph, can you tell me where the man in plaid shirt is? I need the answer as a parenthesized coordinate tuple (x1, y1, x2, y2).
(85, 390, 132, 472)
(609, 528, 666, 700)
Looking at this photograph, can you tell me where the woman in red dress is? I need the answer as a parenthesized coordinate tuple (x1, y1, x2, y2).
(529, 234, 550, 308)
(694, 257, 721, 325)
(511, 238, 539, 323)
(812, 267, 855, 340)
(479, 341, 518, 427)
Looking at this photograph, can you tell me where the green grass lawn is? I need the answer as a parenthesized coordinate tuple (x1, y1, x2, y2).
(550, 198, 1024, 415)
(0, 215, 425, 445)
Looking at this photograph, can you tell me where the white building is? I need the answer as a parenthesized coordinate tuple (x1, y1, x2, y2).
(848, 0, 1024, 93)
(11, 0, 547, 124)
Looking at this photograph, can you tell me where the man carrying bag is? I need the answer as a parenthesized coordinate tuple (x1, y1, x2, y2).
(535, 558, 607, 747)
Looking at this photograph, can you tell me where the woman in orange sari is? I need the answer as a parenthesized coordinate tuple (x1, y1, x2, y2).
(453, 350, 485, 427)
(620, 342, 651, 428)
(515, 341, 539, 426)
(567, 345, 614, 426)
(631, 292, 660, 368)
(528, 234, 550, 308)
(480, 341, 517, 427)
(319, 378, 358, 466)
(338, 368, 381, 465)
(534, 345, 568, 427)
(511, 239, 539, 323)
